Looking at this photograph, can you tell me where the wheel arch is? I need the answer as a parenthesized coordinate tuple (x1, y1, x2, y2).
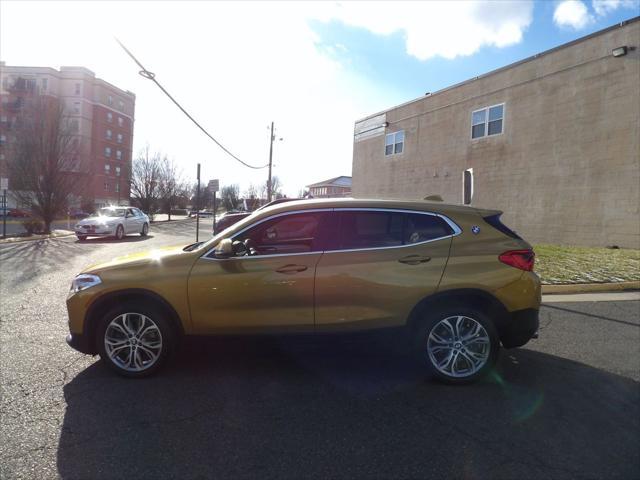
(406, 288, 510, 337)
(84, 288, 185, 354)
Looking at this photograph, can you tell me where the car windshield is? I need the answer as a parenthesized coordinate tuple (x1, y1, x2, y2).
(98, 207, 126, 217)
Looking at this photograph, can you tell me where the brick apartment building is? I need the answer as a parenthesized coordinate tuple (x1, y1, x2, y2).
(352, 18, 639, 248)
(306, 176, 352, 198)
(0, 63, 135, 209)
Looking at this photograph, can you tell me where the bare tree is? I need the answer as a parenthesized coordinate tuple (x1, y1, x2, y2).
(7, 95, 86, 233)
(220, 184, 241, 211)
(130, 145, 161, 220)
(243, 183, 258, 200)
(259, 176, 283, 201)
(157, 156, 183, 221)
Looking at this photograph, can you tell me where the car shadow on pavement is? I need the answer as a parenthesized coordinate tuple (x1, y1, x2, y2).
(57, 334, 639, 480)
(75, 235, 155, 244)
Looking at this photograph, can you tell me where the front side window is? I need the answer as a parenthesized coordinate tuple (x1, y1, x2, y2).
(233, 212, 325, 256)
(385, 130, 404, 156)
(471, 104, 504, 139)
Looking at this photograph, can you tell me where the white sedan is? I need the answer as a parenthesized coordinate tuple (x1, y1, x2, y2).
(75, 206, 150, 241)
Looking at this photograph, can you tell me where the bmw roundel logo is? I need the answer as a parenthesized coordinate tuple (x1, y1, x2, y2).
(471, 225, 481, 234)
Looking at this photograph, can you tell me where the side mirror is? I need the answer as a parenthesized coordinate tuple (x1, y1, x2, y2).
(232, 240, 247, 256)
(214, 238, 233, 258)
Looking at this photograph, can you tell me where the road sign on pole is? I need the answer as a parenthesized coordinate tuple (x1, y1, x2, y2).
(208, 179, 219, 192)
(0, 178, 8, 190)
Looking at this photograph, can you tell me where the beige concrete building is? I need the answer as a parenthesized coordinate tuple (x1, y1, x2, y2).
(352, 18, 640, 248)
(0, 64, 135, 209)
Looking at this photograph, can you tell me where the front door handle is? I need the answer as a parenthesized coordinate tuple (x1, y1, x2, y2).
(398, 255, 431, 265)
(276, 264, 308, 274)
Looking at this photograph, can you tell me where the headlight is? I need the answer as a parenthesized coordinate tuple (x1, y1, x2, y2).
(70, 274, 102, 293)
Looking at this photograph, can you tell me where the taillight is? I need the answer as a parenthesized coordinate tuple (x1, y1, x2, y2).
(499, 249, 535, 271)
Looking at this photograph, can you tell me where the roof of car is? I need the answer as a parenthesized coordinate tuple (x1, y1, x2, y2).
(253, 197, 478, 217)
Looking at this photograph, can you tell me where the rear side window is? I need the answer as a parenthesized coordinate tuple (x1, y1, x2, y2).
(405, 213, 454, 244)
(483, 214, 521, 239)
(336, 210, 454, 250)
(338, 211, 404, 249)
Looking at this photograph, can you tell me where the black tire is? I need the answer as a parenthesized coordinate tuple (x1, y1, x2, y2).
(115, 224, 124, 240)
(413, 306, 499, 385)
(96, 302, 174, 378)
(77, 235, 87, 241)
(140, 223, 149, 237)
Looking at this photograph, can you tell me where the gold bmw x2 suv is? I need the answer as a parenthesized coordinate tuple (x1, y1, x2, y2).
(66, 198, 540, 383)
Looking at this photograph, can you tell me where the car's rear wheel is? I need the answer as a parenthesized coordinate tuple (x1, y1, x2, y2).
(77, 235, 87, 241)
(140, 223, 149, 236)
(415, 307, 499, 384)
(115, 224, 124, 240)
(96, 303, 173, 378)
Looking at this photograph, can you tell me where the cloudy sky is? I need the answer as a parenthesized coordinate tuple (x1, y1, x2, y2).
(1, 1, 637, 196)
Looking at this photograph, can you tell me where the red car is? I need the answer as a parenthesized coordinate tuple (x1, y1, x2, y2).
(8, 208, 31, 218)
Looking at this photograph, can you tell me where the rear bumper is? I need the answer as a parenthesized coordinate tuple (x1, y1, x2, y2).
(66, 332, 94, 355)
(500, 308, 539, 348)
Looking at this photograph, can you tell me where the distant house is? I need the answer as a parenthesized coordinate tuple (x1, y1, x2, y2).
(306, 176, 352, 198)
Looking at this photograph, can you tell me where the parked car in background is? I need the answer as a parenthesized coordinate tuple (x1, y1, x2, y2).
(66, 198, 540, 383)
(68, 209, 91, 219)
(213, 198, 303, 234)
(188, 210, 214, 218)
(7, 208, 31, 218)
(74, 206, 149, 241)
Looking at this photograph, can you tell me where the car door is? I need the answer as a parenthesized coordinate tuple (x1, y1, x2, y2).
(314, 209, 456, 330)
(187, 210, 329, 333)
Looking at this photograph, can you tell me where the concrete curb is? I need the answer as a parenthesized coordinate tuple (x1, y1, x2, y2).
(0, 230, 75, 244)
(542, 281, 640, 294)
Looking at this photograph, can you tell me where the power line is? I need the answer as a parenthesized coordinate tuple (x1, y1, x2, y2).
(115, 38, 269, 170)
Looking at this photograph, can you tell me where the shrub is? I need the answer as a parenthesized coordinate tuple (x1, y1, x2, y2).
(22, 219, 44, 236)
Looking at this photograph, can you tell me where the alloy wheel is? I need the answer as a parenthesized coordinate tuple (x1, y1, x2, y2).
(426, 315, 491, 378)
(104, 313, 163, 372)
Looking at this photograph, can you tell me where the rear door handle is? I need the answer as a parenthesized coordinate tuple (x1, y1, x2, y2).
(398, 255, 431, 265)
(276, 264, 308, 274)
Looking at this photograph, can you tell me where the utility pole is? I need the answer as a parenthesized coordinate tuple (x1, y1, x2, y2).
(267, 121, 274, 203)
(195, 163, 201, 242)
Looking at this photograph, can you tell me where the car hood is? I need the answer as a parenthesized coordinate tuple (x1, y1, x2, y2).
(76, 215, 123, 225)
(82, 245, 188, 273)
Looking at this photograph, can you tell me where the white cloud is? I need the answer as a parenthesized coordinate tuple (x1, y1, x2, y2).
(553, 1, 595, 29)
(592, 0, 639, 16)
(313, 1, 534, 60)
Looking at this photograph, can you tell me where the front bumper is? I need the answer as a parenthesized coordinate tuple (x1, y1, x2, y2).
(75, 225, 115, 236)
(500, 308, 539, 348)
(66, 332, 94, 355)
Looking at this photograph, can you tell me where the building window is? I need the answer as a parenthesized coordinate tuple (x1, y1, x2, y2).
(106, 129, 112, 140)
(42, 78, 48, 91)
(108, 95, 113, 106)
(116, 133, 123, 144)
(385, 130, 404, 156)
(104, 147, 111, 157)
(115, 183, 120, 193)
(0, 135, 6, 145)
(117, 117, 124, 127)
(105, 164, 111, 175)
(116, 150, 122, 160)
(75, 83, 81, 95)
(73, 102, 81, 114)
(70, 119, 79, 133)
(118, 100, 124, 110)
(107, 112, 113, 123)
(471, 104, 504, 139)
(104, 182, 110, 192)
(116, 166, 121, 176)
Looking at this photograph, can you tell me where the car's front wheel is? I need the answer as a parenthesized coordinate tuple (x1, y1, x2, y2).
(77, 235, 87, 242)
(96, 304, 173, 378)
(115, 224, 124, 240)
(140, 223, 149, 236)
(415, 307, 499, 384)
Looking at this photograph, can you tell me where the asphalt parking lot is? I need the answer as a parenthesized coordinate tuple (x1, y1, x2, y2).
(1, 219, 638, 479)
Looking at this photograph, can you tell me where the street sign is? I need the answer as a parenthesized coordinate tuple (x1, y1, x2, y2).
(208, 179, 219, 192)
(0, 177, 8, 190)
